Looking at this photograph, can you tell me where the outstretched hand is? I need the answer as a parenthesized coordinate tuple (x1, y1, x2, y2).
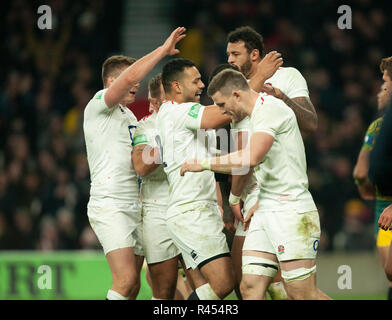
(162, 27, 187, 56)
(180, 159, 203, 176)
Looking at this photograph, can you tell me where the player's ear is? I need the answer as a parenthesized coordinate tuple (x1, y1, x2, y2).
(106, 76, 116, 88)
(250, 49, 260, 62)
(171, 81, 181, 94)
(233, 90, 241, 100)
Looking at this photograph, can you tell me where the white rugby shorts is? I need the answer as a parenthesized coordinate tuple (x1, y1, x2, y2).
(87, 202, 144, 256)
(142, 203, 180, 264)
(243, 208, 321, 261)
(166, 202, 230, 269)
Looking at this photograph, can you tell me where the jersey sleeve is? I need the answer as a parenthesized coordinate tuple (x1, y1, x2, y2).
(282, 67, 309, 99)
(133, 117, 159, 148)
(361, 118, 383, 152)
(132, 120, 149, 147)
(90, 89, 112, 114)
(251, 99, 290, 139)
(183, 103, 205, 130)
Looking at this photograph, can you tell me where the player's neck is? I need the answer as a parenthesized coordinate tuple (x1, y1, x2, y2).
(165, 93, 186, 104)
(247, 60, 262, 79)
(244, 90, 260, 116)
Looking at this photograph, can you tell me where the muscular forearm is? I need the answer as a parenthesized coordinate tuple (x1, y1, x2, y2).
(122, 47, 166, 87)
(281, 94, 318, 133)
(208, 150, 251, 175)
(201, 106, 232, 129)
(248, 74, 267, 93)
(231, 169, 253, 197)
(132, 145, 161, 177)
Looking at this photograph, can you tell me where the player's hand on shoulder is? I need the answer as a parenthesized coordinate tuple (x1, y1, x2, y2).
(243, 201, 259, 231)
(260, 83, 283, 100)
(162, 27, 186, 56)
(378, 204, 392, 231)
(180, 159, 203, 176)
(257, 50, 283, 81)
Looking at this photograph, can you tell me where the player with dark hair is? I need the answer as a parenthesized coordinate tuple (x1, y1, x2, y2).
(83, 27, 186, 300)
(225, 25, 318, 299)
(132, 73, 194, 300)
(156, 53, 281, 300)
(180, 69, 330, 300)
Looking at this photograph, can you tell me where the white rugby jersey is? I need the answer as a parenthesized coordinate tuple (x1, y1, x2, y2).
(83, 89, 139, 205)
(232, 66, 309, 133)
(231, 67, 310, 200)
(132, 111, 170, 206)
(156, 101, 217, 217)
(249, 93, 316, 213)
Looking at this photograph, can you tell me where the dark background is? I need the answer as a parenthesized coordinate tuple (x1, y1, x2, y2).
(0, 0, 391, 252)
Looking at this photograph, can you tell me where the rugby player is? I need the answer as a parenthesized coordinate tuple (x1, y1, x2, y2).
(225, 26, 318, 299)
(156, 54, 280, 300)
(180, 69, 330, 300)
(83, 27, 186, 300)
(354, 57, 392, 299)
(132, 74, 195, 300)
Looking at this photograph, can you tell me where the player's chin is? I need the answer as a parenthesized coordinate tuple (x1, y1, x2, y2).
(230, 113, 239, 122)
(195, 94, 201, 102)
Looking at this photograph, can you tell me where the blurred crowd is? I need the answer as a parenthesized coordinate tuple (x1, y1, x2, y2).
(0, 0, 121, 250)
(1, 0, 390, 252)
(176, 0, 391, 251)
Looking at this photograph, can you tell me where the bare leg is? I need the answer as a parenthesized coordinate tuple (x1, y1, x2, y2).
(199, 256, 235, 299)
(280, 259, 331, 300)
(148, 255, 180, 299)
(240, 250, 277, 300)
(106, 247, 142, 299)
(231, 235, 245, 299)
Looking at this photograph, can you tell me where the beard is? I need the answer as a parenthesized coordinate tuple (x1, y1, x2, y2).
(240, 58, 253, 79)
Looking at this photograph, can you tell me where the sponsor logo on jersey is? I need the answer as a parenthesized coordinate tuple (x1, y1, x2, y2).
(188, 103, 201, 119)
(277, 245, 285, 254)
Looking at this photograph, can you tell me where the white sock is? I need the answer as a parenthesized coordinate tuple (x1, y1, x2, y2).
(151, 296, 167, 300)
(195, 283, 220, 300)
(106, 289, 128, 300)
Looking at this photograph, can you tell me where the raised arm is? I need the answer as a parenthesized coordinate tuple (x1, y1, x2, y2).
(105, 27, 186, 108)
(248, 51, 283, 92)
(199, 52, 283, 130)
